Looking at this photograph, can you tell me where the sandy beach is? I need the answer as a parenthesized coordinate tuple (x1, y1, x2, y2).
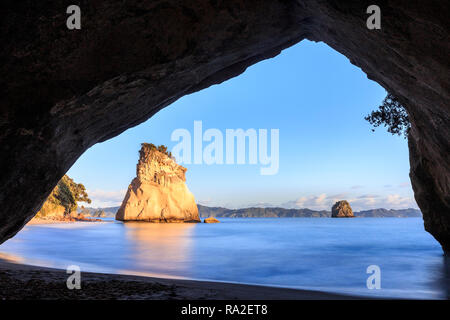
(0, 257, 360, 300)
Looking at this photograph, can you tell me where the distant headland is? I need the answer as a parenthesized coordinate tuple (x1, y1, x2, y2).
(197, 205, 421, 218)
(79, 205, 422, 219)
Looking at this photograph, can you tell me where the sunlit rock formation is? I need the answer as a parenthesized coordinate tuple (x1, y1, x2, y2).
(116, 144, 200, 222)
(33, 175, 91, 221)
(34, 201, 66, 220)
(204, 217, 220, 223)
(331, 201, 354, 218)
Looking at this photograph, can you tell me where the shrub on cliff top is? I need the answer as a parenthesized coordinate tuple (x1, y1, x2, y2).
(365, 93, 411, 138)
(141, 143, 173, 159)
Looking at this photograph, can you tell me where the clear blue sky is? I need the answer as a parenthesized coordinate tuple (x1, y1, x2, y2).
(67, 40, 417, 211)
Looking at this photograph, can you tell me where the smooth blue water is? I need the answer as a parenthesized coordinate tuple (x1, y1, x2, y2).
(0, 218, 448, 299)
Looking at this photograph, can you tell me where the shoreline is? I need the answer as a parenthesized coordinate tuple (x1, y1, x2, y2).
(0, 258, 365, 300)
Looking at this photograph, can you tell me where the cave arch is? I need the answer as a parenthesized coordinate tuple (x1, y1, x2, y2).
(1, 1, 449, 252)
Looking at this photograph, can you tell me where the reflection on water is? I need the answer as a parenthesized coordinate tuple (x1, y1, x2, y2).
(122, 223, 195, 278)
(0, 218, 448, 299)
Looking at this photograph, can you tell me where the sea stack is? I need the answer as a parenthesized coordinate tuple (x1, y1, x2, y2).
(116, 143, 200, 222)
(204, 217, 220, 223)
(331, 200, 354, 218)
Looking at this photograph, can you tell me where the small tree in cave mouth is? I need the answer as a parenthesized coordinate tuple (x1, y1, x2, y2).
(365, 93, 410, 138)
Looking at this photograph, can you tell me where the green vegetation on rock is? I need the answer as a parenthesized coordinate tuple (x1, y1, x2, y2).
(140, 143, 173, 159)
(365, 93, 411, 138)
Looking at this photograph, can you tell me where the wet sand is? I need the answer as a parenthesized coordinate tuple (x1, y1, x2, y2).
(0, 258, 361, 300)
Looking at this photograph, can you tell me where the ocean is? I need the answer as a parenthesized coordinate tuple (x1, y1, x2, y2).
(0, 217, 448, 299)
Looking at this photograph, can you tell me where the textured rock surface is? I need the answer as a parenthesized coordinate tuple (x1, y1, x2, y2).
(34, 202, 66, 220)
(331, 201, 354, 218)
(116, 145, 199, 222)
(0, 1, 449, 251)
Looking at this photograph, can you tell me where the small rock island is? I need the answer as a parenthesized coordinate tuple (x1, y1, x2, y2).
(331, 200, 354, 218)
(204, 217, 220, 223)
(116, 143, 200, 223)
